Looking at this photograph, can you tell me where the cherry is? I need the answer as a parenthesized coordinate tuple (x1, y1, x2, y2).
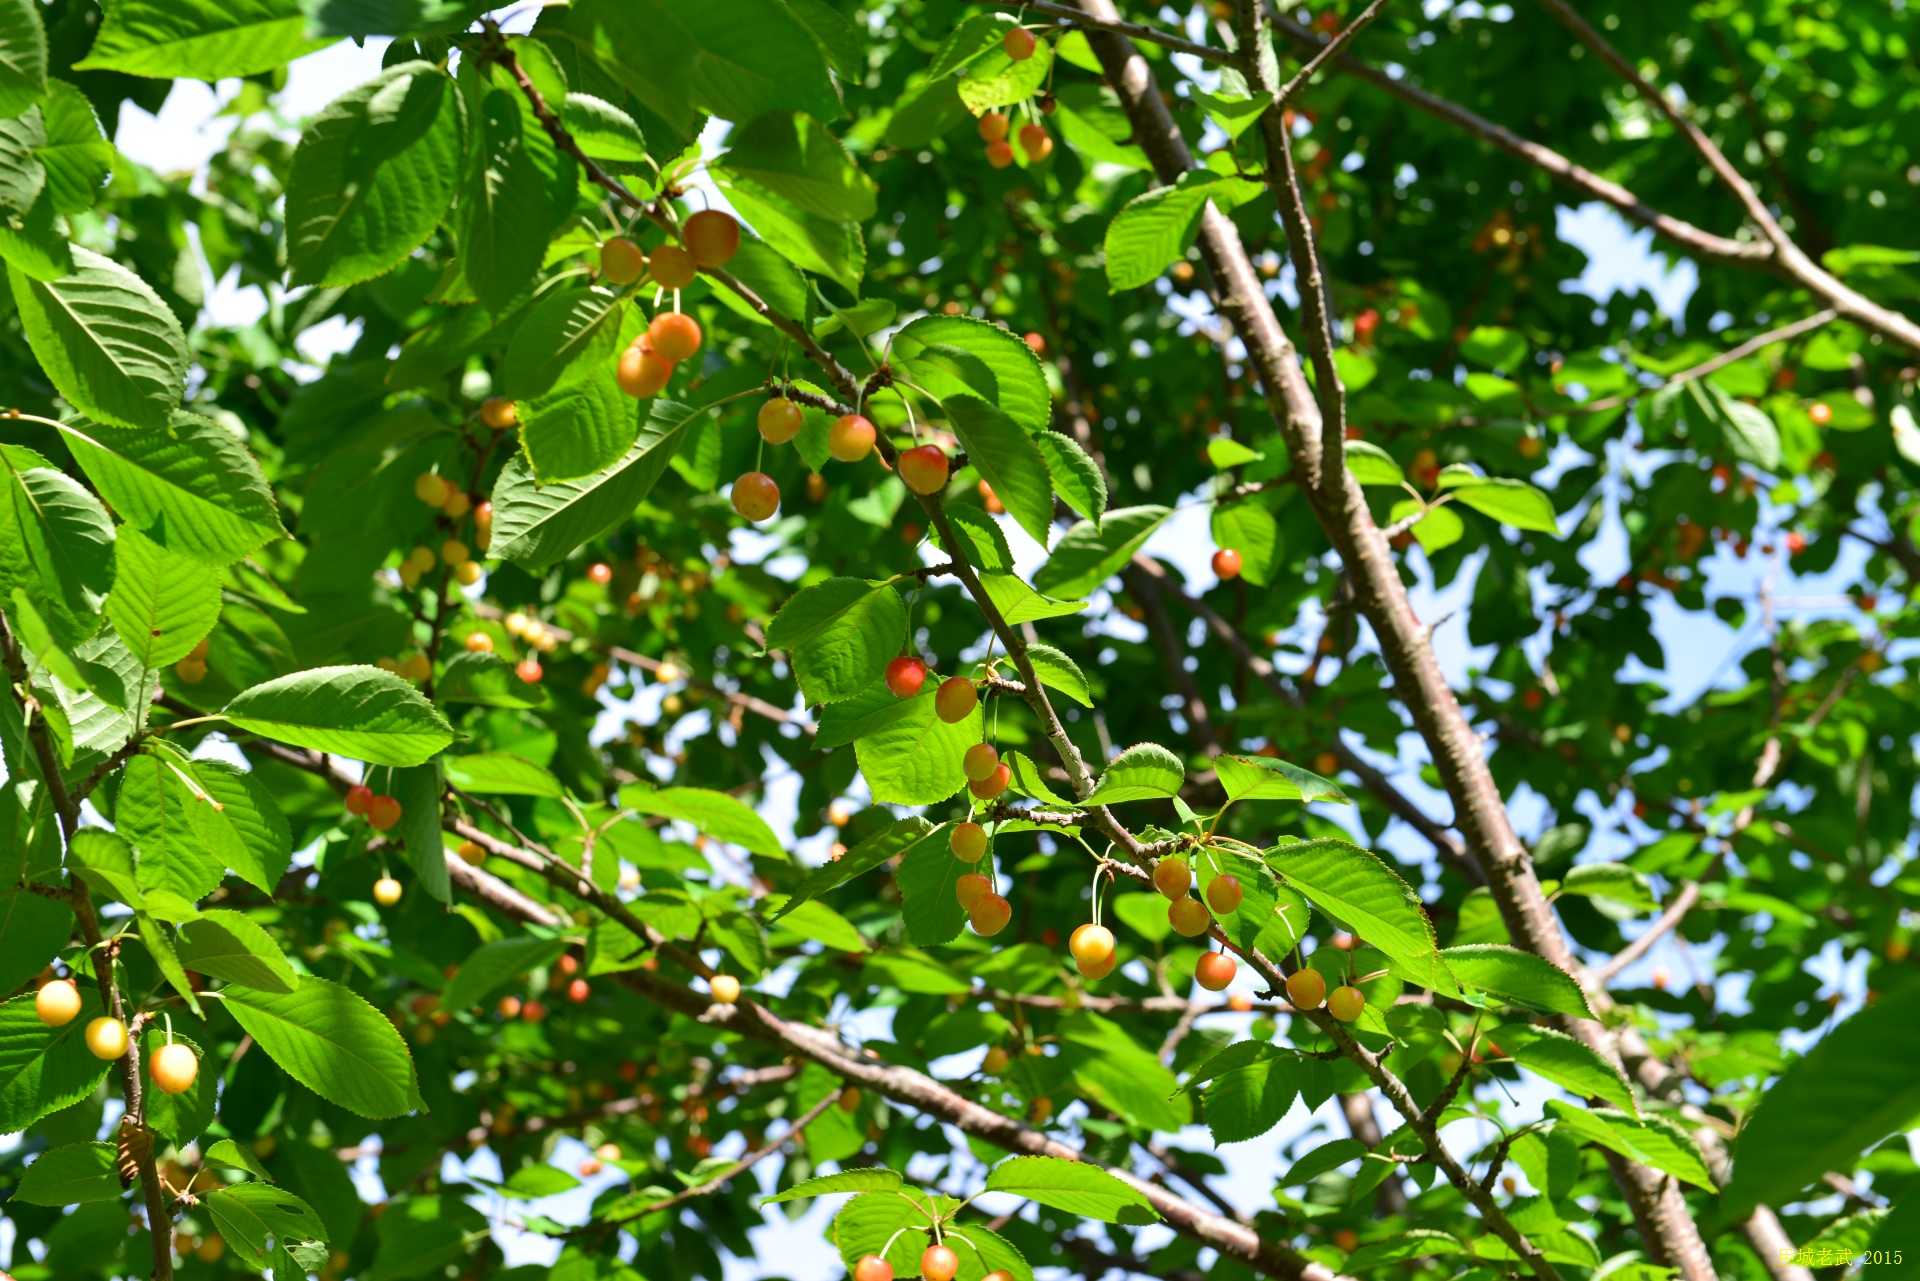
(985, 140, 1014, 169)
(498, 995, 522, 1018)
(197, 1236, 225, 1264)
(828, 413, 876, 462)
(981, 1046, 1010, 1073)
(1003, 26, 1036, 59)
(1212, 548, 1242, 580)
(442, 539, 470, 568)
(950, 821, 988, 862)
(368, 795, 403, 832)
(150, 1043, 199, 1095)
(970, 892, 1012, 936)
(345, 785, 373, 816)
(885, 655, 928, 698)
(934, 676, 977, 723)
(853, 1256, 894, 1281)
(86, 1016, 128, 1060)
(733, 472, 781, 522)
(968, 762, 1010, 801)
(1168, 895, 1211, 937)
(557, 954, 580, 977)
(981, 1271, 1015, 1281)
(522, 1000, 547, 1022)
(1809, 401, 1832, 425)
(597, 1143, 622, 1161)
(458, 840, 486, 866)
(567, 978, 591, 1002)
(1077, 952, 1116, 980)
(839, 1087, 862, 1113)
(956, 872, 992, 910)
(617, 340, 674, 398)
(35, 979, 80, 1027)
(578, 1157, 603, 1177)
(1068, 923, 1114, 966)
(978, 480, 1004, 513)
(963, 742, 1001, 782)
(1516, 434, 1544, 460)
(978, 112, 1010, 142)
(600, 237, 646, 285)
(455, 561, 482, 587)
(1206, 875, 1243, 914)
(1285, 968, 1327, 1010)
(922, 1245, 960, 1281)
(176, 655, 208, 684)
(648, 244, 699, 289)
(898, 444, 950, 495)
(758, 397, 804, 444)
(480, 397, 519, 429)
(1018, 124, 1052, 162)
(1328, 985, 1366, 1022)
(373, 876, 403, 906)
(1195, 952, 1236, 992)
(587, 562, 612, 585)
(1312, 750, 1340, 776)
(1409, 447, 1440, 489)
(709, 974, 741, 1004)
(1227, 992, 1253, 1011)
(650, 311, 703, 361)
(682, 210, 740, 267)
(1353, 307, 1381, 345)
(1152, 856, 1189, 900)
(516, 657, 544, 684)
(414, 472, 449, 507)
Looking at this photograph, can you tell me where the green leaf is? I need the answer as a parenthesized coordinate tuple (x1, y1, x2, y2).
(1086, 741, 1184, 804)
(14, 1141, 121, 1205)
(189, 760, 293, 894)
(1269, 839, 1450, 994)
(761, 1167, 902, 1204)
(1459, 325, 1527, 371)
(224, 665, 454, 768)
(205, 1182, 329, 1267)
(1436, 474, 1559, 534)
(0, 0, 47, 118)
(1004, 749, 1073, 807)
(1344, 440, 1405, 486)
(1723, 982, 1920, 1217)
(0, 183, 71, 280)
(1201, 1045, 1300, 1144)
(0, 988, 110, 1133)
(1496, 1025, 1637, 1116)
(502, 1165, 579, 1199)
(718, 171, 864, 292)
(1024, 642, 1092, 707)
(445, 752, 565, 799)
(1281, 1138, 1368, 1186)
(203, 1138, 275, 1180)
(1345, 1231, 1467, 1271)
(774, 817, 935, 920)
(1193, 88, 1271, 141)
(975, 571, 1087, 623)
(285, 62, 462, 287)
(927, 14, 1009, 78)
(0, 454, 115, 649)
(1389, 497, 1466, 553)
(560, 93, 645, 161)
(0, 888, 72, 996)
(65, 828, 146, 909)
(368, 1193, 485, 1281)
(440, 935, 566, 1014)
(436, 651, 547, 708)
(1057, 1011, 1190, 1132)
(119, 752, 226, 906)
(36, 81, 112, 214)
(1544, 1100, 1713, 1190)
(224, 975, 423, 1119)
(106, 525, 221, 668)
(501, 284, 626, 401)
(1197, 850, 1281, 955)
(764, 898, 866, 952)
(518, 364, 640, 484)
(562, 0, 840, 139)
(456, 88, 559, 315)
(58, 412, 284, 565)
(1104, 171, 1263, 292)
(765, 577, 906, 706)
(1558, 863, 1658, 911)
(74, 0, 325, 80)
(390, 762, 448, 904)
(1214, 755, 1348, 805)
(897, 828, 966, 946)
(1209, 502, 1280, 587)
(1036, 433, 1109, 529)
(982, 1155, 1160, 1224)
(893, 314, 1052, 436)
(956, 37, 1051, 113)
(10, 246, 187, 430)
(1441, 944, 1592, 1019)
(488, 398, 702, 570)
(1033, 506, 1172, 600)
(722, 111, 875, 221)
(617, 785, 784, 859)
(838, 679, 981, 805)
(942, 395, 1055, 547)
(943, 503, 1015, 573)
(175, 909, 298, 993)
(0, 103, 42, 210)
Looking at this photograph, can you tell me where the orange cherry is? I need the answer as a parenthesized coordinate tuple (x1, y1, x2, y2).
(828, 414, 876, 462)
(733, 472, 781, 522)
(1195, 952, 1236, 992)
(649, 311, 702, 362)
(758, 398, 804, 444)
(682, 210, 739, 267)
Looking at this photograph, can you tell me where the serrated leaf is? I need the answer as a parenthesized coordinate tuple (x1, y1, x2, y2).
(14, 1141, 121, 1205)
(897, 828, 965, 946)
(1036, 431, 1107, 526)
(1086, 741, 1184, 804)
(224, 665, 454, 767)
(983, 1155, 1160, 1224)
(1497, 1025, 1636, 1115)
(1057, 1012, 1190, 1132)
(618, 785, 784, 859)
(0, 889, 72, 996)
(223, 975, 423, 1119)
(501, 284, 626, 401)
(1104, 171, 1263, 292)
(440, 935, 566, 1015)
(203, 1137, 275, 1180)
(943, 504, 1014, 573)
(765, 577, 906, 706)
(1344, 439, 1404, 486)
(1032, 506, 1171, 600)
(1023, 642, 1091, 707)
(975, 571, 1087, 622)
(723, 110, 874, 221)
(1442, 944, 1592, 1019)
(893, 314, 1051, 435)
(74, 0, 326, 80)
(456, 87, 559, 314)
(518, 363, 641, 483)
(1214, 755, 1347, 805)
(1437, 473, 1559, 534)
(1345, 1231, 1467, 1271)
(843, 680, 980, 805)
(1544, 1100, 1713, 1190)
(205, 1182, 329, 1267)
(0, 0, 47, 118)
(176, 909, 298, 993)
(0, 453, 115, 649)
(1269, 839, 1450, 994)
(0, 988, 110, 1133)
(119, 751, 226, 906)
(107, 525, 221, 668)
(190, 759, 293, 894)
(944, 395, 1055, 546)
(1201, 1046, 1300, 1144)
(956, 37, 1050, 113)
(36, 81, 112, 214)
(444, 752, 564, 799)
(762, 1167, 903, 1204)
(1281, 1137, 1368, 1186)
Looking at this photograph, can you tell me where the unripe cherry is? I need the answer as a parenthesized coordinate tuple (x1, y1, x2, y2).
(600, 237, 645, 285)
(986, 140, 1014, 169)
(733, 472, 781, 522)
(458, 841, 486, 866)
(345, 784, 373, 816)
(1018, 123, 1052, 161)
(176, 657, 208, 684)
(442, 489, 471, 518)
(1285, 968, 1327, 1011)
(649, 243, 698, 289)
(150, 1042, 199, 1095)
(758, 398, 804, 444)
(1168, 895, 1211, 937)
(979, 112, 1010, 143)
(853, 1255, 894, 1281)
(885, 655, 928, 698)
(963, 742, 1001, 782)
(86, 1016, 128, 1060)
(709, 974, 741, 1004)
(956, 872, 992, 910)
(970, 893, 1012, 936)
(981, 1046, 1011, 1074)
(616, 341, 674, 398)
(373, 877, 402, 906)
(1213, 548, 1243, 580)
(1152, 856, 1189, 900)
(1328, 985, 1366, 1022)
(950, 821, 988, 863)
(828, 414, 876, 462)
(682, 210, 740, 267)
(1195, 952, 1236, 992)
(1206, 874, 1243, 914)
(368, 795, 402, 831)
(414, 471, 449, 506)
(649, 311, 702, 362)
(35, 979, 81, 1027)
(1003, 26, 1036, 59)
(1068, 923, 1114, 966)
(480, 397, 519, 429)
(898, 444, 951, 495)
(934, 676, 978, 723)
(968, 763, 1010, 801)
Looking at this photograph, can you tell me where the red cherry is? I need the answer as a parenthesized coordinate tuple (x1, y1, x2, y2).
(828, 414, 876, 462)
(934, 676, 977, 723)
(853, 1256, 894, 1281)
(985, 140, 1014, 169)
(345, 784, 374, 816)
(648, 244, 698, 289)
(1196, 952, 1237, 991)
(367, 795, 402, 832)
(1213, 548, 1242, 579)
(1152, 857, 1189, 900)
(885, 656, 928, 698)
(732, 472, 781, 522)
(1018, 124, 1052, 161)
(649, 312, 702, 362)
(968, 762, 1011, 801)
(758, 398, 804, 444)
(978, 112, 1010, 143)
(567, 978, 590, 1003)
(1168, 895, 1211, 936)
(587, 562, 612, 585)
(516, 657, 544, 684)
(969, 894, 1011, 937)
(1003, 27, 1036, 60)
(898, 445, 951, 495)
(1808, 402, 1832, 425)
(682, 210, 739, 267)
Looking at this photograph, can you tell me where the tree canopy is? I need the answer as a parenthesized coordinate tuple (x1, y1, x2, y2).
(0, 1, 1915, 1281)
